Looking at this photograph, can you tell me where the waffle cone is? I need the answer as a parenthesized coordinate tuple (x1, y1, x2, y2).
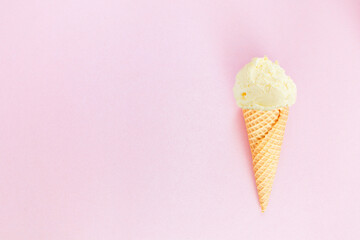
(243, 107, 289, 212)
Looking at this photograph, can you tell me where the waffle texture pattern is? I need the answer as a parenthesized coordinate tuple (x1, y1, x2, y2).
(243, 107, 289, 212)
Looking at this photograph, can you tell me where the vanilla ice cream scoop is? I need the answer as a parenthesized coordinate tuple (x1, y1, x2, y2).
(233, 57, 297, 110)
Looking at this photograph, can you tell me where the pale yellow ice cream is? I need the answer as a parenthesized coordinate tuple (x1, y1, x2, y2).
(233, 57, 297, 110)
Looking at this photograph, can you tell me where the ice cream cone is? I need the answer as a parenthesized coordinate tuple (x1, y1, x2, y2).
(233, 57, 296, 212)
(243, 107, 289, 212)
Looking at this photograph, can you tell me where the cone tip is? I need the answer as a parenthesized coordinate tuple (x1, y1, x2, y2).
(261, 205, 267, 212)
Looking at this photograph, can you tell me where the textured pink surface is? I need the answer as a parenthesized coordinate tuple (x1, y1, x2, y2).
(1, 0, 360, 239)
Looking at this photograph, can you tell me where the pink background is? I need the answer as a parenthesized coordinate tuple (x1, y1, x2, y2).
(1, 0, 360, 239)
